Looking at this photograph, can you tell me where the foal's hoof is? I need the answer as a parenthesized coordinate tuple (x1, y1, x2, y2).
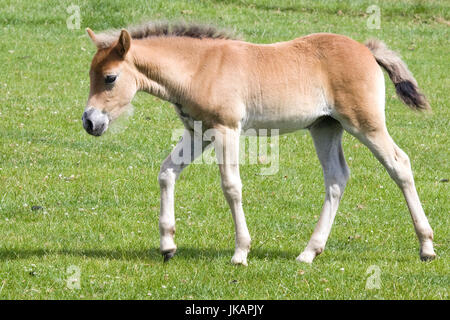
(296, 251, 316, 264)
(231, 256, 248, 266)
(231, 249, 249, 266)
(420, 250, 436, 262)
(162, 250, 176, 263)
(420, 241, 436, 261)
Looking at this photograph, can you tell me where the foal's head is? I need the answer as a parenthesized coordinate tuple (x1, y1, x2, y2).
(83, 28, 137, 136)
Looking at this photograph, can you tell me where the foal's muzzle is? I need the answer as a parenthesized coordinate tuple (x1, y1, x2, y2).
(82, 107, 110, 136)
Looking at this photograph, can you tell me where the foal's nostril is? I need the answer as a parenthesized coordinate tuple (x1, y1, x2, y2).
(85, 118, 94, 133)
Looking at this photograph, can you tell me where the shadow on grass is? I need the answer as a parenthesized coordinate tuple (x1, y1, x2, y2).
(0, 246, 297, 263)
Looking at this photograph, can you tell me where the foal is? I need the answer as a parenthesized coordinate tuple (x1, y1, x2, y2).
(82, 22, 436, 265)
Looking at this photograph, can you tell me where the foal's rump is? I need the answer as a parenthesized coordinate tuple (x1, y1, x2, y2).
(307, 33, 388, 132)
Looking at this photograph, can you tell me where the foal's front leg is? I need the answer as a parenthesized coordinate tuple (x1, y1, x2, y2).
(158, 129, 208, 261)
(213, 126, 251, 266)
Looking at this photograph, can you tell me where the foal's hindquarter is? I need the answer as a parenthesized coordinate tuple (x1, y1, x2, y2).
(155, 34, 435, 264)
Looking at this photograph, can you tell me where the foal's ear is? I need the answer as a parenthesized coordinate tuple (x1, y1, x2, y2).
(86, 28, 98, 46)
(116, 29, 131, 57)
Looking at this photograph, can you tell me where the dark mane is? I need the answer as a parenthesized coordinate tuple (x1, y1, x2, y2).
(130, 21, 238, 40)
(96, 21, 239, 48)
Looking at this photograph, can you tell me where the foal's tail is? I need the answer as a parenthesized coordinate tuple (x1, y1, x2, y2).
(365, 39, 430, 111)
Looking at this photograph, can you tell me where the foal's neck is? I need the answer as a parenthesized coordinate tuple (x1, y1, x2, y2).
(130, 37, 210, 104)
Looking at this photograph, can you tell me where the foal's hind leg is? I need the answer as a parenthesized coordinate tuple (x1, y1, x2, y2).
(350, 126, 436, 261)
(297, 118, 350, 263)
(158, 129, 210, 261)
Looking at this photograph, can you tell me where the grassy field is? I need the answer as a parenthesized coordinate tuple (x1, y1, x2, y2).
(0, 0, 448, 299)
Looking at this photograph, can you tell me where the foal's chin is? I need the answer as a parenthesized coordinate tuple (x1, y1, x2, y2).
(89, 124, 109, 137)
(83, 123, 109, 137)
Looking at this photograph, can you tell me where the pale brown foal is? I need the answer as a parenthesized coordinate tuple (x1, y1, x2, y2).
(83, 22, 436, 265)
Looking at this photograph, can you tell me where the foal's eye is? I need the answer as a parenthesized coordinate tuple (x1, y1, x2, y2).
(105, 75, 117, 84)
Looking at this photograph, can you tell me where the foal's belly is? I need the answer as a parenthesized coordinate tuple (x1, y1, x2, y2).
(242, 101, 330, 135)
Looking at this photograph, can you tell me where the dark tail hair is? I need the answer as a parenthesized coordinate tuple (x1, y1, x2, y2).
(365, 39, 430, 111)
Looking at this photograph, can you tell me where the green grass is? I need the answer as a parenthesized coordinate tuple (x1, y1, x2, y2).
(0, 0, 448, 299)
